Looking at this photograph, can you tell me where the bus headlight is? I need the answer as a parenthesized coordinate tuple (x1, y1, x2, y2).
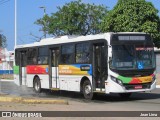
(117, 79, 123, 85)
(110, 76, 123, 86)
(110, 76, 117, 82)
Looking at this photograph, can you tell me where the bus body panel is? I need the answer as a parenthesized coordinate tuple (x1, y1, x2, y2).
(59, 64, 92, 76)
(59, 76, 79, 91)
(105, 77, 156, 93)
(27, 74, 50, 89)
(14, 74, 20, 86)
(26, 74, 34, 87)
(14, 65, 20, 85)
(59, 75, 92, 92)
(26, 65, 49, 74)
(106, 69, 156, 93)
(58, 64, 92, 91)
(38, 75, 49, 89)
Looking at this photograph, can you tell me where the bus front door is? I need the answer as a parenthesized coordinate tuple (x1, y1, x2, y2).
(93, 44, 107, 91)
(49, 48, 60, 89)
(19, 51, 27, 86)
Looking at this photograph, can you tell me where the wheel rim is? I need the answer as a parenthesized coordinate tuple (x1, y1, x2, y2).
(85, 85, 91, 95)
(35, 81, 40, 91)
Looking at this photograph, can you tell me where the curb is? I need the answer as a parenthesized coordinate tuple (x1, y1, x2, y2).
(0, 79, 14, 82)
(0, 96, 68, 105)
(0, 96, 22, 102)
(22, 98, 68, 104)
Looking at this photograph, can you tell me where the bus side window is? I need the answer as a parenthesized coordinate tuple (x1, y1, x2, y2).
(61, 44, 74, 64)
(27, 48, 37, 65)
(76, 43, 90, 63)
(38, 47, 48, 65)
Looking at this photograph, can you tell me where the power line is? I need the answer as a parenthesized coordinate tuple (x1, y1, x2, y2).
(0, 0, 11, 5)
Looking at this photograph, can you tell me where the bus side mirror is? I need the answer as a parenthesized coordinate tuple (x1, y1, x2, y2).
(109, 57, 113, 68)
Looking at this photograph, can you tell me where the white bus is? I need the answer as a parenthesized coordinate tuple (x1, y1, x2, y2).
(14, 32, 156, 99)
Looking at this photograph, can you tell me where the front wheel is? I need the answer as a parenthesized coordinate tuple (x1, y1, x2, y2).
(33, 77, 41, 93)
(82, 80, 94, 100)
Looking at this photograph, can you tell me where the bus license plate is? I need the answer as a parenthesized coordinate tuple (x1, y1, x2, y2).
(134, 85, 142, 89)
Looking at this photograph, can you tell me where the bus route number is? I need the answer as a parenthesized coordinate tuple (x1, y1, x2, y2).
(80, 65, 90, 71)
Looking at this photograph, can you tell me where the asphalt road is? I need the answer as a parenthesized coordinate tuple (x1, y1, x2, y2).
(0, 80, 160, 120)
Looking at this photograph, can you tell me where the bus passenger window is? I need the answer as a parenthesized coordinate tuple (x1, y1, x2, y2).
(38, 47, 48, 65)
(76, 43, 90, 63)
(61, 45, 74, 64)
(27, 48, 37, 65)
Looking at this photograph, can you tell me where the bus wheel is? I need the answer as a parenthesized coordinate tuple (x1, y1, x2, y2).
(33, 77, 41, 93)
(119, 93, 132, 99)
(82, 80, 93, 100)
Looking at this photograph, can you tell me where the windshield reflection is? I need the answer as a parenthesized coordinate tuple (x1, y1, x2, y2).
(111, 45, 155, 70)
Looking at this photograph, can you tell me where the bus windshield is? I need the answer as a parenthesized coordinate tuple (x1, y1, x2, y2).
(111, 45, 155, 70)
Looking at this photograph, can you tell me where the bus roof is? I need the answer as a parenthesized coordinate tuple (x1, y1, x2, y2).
(15, 32, 147, 49)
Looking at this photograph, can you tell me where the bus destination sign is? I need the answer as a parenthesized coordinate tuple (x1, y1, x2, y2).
(118, 36, 145, 41)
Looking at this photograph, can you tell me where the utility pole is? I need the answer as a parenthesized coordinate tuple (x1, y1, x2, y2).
(39, 6, 47, 38)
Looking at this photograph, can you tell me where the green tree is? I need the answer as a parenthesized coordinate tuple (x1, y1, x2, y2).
(101, 0, 160, 47)
(0, 34, 7, 48)
(35, 14, 50, 38)
(35, 0, 108, 36)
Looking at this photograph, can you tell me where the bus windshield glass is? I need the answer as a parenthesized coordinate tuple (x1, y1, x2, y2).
(111, 45, 155, 70)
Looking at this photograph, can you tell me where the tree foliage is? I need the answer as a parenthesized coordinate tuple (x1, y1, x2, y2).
(0, 34, 7, 48)
(35, 0, 108, 36)
(35, 14, 50, 38)
(101, 0, 160, 47)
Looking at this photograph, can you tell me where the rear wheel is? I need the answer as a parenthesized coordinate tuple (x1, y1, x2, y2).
(119, 93, 132, 98)
(33, 77, 41, 93)
(82, 80, 94, 100)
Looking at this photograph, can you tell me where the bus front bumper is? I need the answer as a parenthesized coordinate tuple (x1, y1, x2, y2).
(105, 79, 156, 94)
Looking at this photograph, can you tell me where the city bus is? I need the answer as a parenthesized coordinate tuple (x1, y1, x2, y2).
(14, 32, 156, 99)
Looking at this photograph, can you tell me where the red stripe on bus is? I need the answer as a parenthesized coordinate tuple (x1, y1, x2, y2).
(26, 65, 48, 74)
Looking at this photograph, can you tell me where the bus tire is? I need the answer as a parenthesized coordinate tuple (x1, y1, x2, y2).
(119, 93, 132, 99)
(82, 80, 93, 100)
(33, 77, 41, 93)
